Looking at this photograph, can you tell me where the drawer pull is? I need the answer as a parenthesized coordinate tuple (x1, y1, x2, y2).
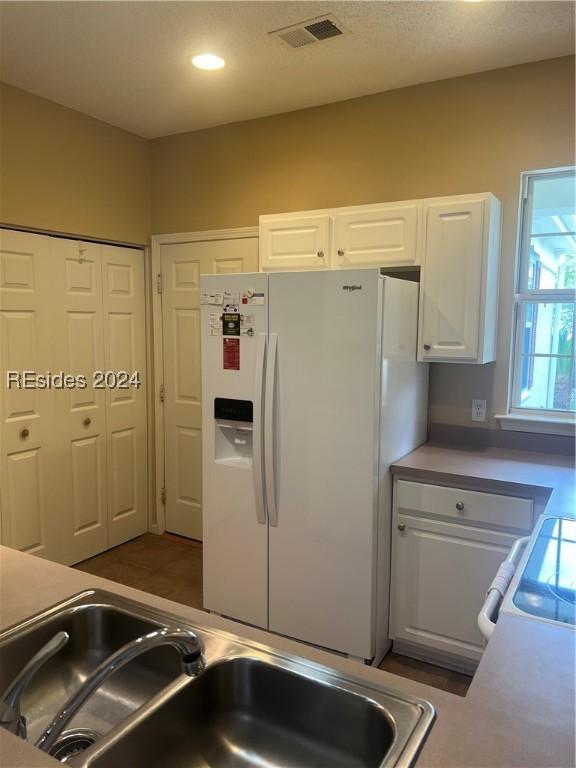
(423, 344, 431, 351)
(456, 501, 465, 511)
(317, 250, 324, 258)
(398, 523, 406, 532)
(20, 428, 30, 440)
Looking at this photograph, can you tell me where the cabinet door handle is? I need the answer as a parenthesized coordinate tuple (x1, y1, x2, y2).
(423, 344, 431, 351)
(20, 428, 30, 440)
(317, 250, 324, 258)
(398, 523, 406, 532)
(337, 249, 345, 257)
(456, 501, 464, 511)
(83, 417, 92, 427)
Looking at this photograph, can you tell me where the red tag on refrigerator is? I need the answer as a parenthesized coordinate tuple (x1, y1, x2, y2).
(223, 338, 240, 370)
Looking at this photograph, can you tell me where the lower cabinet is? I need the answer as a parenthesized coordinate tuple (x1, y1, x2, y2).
(391, 515, 516, 664)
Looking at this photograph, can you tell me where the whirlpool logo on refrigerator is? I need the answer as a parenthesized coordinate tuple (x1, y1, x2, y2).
(342, 284, 362, 292)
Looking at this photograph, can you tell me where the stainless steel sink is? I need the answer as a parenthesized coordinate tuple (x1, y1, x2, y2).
(79, 656, 397, 768)
(0, 593, 183, 755)
(0, 591, 435, 767)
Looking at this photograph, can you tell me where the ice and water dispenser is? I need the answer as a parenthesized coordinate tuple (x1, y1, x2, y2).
(214, 397, 254, 467)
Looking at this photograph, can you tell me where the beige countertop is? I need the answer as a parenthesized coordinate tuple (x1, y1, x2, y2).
(1, 446, 574, 767)
(391, 443, 575, 519)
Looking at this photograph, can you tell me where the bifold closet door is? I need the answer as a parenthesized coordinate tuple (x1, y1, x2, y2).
(1, 230, 147, 565)
(102, 245, 147, 547)
(51, 239, 109, 564)
(0, 230, 64, 561)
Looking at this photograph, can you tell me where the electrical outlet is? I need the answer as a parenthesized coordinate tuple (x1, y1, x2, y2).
(471, 399, 487, 422)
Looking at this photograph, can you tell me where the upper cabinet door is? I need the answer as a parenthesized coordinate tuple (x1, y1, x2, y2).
(418, 194, 501, 363)
(260, 214, 331, 271)
(333, 202, 420, 268)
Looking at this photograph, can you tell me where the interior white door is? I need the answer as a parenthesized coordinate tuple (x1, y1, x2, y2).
(102, 245, 148, 547)
(260, 215, 331, 271)
(334, 203, 420, 267)
(161, 237, 258, 539)
(391, 514, 516, 661)
(419, 197, 485, 360)
(267, 269, 381, 659)
(0, 230, 62, 561)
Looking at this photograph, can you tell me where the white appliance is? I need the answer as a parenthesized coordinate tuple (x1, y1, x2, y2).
(479, 515, 575, 640)
(200, 269, 428, 663)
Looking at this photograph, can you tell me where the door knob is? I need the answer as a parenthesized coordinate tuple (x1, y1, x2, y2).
(423, 344, 431, 351)
(398, 523, 406, 532)
(83, 417, 92, 427)
(456, 501, 465, 511)
(20, 428, 30, 440)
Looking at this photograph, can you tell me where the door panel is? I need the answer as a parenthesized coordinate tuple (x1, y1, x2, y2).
(102, 245, 147, 546)
(161, 237, 258, 540)
(391, 515, 515, 661)
(0, 230, 61, 560)
(420, 198, 484, 360)
(51, 239, 108, 564)
(267, 269, 381, 658)
(200, 271, 269, 626)
(6, 448, 44, 553)
(260, 215, 330, 271)
(334, 203, 420, 267)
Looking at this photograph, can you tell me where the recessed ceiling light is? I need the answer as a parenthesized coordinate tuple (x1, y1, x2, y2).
(192, 54, 226, 70)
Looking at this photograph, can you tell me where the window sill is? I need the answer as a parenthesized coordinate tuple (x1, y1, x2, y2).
(495, 413, 576, 436)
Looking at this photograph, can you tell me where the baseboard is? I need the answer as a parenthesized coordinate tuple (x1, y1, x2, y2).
(392, 640, 479, 676)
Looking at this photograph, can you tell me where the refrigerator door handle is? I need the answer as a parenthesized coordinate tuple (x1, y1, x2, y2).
(253, 333, 267, 525)
(265, 333, 278, 527)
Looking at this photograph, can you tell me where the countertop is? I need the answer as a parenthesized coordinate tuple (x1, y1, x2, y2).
(391, 443, 575, 519)
(1, 445, 575, 767)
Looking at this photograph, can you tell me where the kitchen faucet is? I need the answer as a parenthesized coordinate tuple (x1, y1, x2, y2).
(0, 631, 70, 740)
(35, 626, 205, 754)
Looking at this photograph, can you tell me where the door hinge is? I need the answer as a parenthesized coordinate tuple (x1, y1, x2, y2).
(160, 487, 166, 505)
(156, 273, 163, 294)
(159, 384, 165, 403)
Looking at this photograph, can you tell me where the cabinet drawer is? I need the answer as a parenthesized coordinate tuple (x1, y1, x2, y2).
(396, 480, 533, 532)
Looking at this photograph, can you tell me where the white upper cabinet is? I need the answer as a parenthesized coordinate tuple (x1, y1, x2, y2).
(259, 213, 331, 271)
(333, 202, 420, 268)
(418, 193, 501, 363)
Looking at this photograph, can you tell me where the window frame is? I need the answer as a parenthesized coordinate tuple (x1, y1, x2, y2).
(507, 166, 576, 427)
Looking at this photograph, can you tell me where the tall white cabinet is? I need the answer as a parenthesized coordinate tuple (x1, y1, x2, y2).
(0, 229, 147, 565)
(418, 194, 501, 363)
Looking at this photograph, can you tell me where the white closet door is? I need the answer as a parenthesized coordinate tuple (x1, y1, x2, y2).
(161, 237, 258, 540)
(102, 245, 147, 546)
(51, 239, 108, 564)
(0, 230, 62, 561)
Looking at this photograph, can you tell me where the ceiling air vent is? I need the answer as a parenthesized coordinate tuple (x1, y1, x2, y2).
(271, 14, 347, 49)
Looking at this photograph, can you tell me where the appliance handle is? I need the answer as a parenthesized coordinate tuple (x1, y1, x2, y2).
(478, 535, 530, 641)
(253, 333, 267, 525)
(265, 333, 278, 527)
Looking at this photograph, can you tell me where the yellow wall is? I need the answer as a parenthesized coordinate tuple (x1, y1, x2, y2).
(2, 58, 574, 427)
(0, 83, 150, 244)
(150, 57, 575, 427)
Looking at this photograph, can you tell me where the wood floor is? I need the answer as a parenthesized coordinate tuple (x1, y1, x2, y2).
(74, 532, 472, 697)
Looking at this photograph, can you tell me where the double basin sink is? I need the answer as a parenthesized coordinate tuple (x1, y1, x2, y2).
(0, 590, 435, 767)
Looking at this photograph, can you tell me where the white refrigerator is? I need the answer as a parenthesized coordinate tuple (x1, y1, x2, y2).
(200, 269, 428, 663)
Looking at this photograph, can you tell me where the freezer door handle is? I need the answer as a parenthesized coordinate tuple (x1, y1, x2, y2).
(265, 333, 278, 527)
(253, 333, 267, 525)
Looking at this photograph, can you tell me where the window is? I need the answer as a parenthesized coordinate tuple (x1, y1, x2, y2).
(510, 168, 576, 420)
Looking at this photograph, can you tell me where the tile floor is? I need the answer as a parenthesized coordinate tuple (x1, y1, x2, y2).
(74, 532, 472, 697)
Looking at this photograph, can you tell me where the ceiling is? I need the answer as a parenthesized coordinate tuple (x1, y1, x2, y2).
(0, 1, 574, 139)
